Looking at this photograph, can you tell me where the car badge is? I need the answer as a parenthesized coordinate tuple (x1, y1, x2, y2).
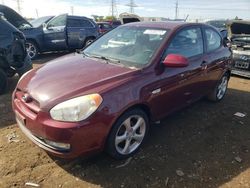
(22, 93, 32, 103)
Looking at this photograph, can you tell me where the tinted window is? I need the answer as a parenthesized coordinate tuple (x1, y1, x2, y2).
(205, 28, 221, 52)
(68, 19, 82, 27)
(81, 19, 93, 28)
(102, 23, 112, 29)
(165, 27, 203, 58)
(47, 15, 66, 27)
(67, 18, 93, 28)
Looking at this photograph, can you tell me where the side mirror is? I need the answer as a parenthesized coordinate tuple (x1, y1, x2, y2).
(163, 54, 189, 68)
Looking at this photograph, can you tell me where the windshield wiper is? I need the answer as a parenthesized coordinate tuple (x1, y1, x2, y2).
(83, 53, 121, 64)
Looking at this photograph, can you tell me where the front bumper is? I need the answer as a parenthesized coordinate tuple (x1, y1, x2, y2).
(232, 50, 250, 78)
(12, 90, 114, 159)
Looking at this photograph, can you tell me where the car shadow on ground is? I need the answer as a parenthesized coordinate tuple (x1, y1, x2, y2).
(55, 88, 250, 187)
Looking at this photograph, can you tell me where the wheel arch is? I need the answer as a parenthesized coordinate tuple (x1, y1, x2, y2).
(103, 102, 152, 149)
(83, 36, 96, 46)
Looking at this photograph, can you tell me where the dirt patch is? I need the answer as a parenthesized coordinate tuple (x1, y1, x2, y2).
(0, 56, 249, 188)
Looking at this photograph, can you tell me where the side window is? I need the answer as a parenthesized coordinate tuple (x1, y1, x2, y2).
(103, 23, 112, 29)
(81, 20, 94, 28)
(205, 28, 221, 52)
(164, 27, 203, 58)
(67, 19, 82, 27)
(47, 15, 66, 27)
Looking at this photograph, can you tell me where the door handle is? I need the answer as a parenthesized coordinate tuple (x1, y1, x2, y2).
(201, 61, 208, 70)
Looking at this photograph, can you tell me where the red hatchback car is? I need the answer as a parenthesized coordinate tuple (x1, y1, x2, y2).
(13, 22, 232, 159)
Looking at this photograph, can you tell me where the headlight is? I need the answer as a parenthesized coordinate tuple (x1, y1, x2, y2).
(50, 94, 103, 122)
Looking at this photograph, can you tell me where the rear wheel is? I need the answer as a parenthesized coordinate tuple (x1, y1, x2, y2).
(207, 74, 229, 102)
(106, 109, 149, 159)
(26, 41, 38, 60)
(0, 69, 7, 94)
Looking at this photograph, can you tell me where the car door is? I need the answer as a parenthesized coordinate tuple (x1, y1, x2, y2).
(67, 17, 95, 49)
(149, 26, 206, 119)
(43, 14, 68, 50)
(202, 26, 228, 89)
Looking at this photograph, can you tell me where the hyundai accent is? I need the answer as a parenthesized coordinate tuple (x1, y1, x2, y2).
(13, 22, 232, 159)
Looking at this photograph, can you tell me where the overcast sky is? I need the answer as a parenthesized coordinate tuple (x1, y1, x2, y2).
(2, 0, 250, 20)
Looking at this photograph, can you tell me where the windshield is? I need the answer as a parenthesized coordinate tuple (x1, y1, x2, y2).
(30, 16, 53, 27)
(84, 26, 169, 68)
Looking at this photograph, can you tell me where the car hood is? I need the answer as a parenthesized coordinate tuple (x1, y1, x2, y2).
(0, 5, 32, 29)
(228, 21, 250, 43)
(17, 53, 137, 110)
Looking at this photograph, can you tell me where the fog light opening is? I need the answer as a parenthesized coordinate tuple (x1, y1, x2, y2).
(44, 139, 71, 150)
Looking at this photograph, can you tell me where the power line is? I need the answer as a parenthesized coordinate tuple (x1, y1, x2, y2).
(126, 0, 138, 14)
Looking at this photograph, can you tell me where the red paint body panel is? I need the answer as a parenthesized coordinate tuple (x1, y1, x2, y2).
(12, 22, 232, 158)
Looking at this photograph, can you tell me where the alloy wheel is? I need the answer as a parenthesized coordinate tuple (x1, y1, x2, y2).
(115, 115, 146, 155)
(217, 76, 228, 100)
(26, 42, 37, 59)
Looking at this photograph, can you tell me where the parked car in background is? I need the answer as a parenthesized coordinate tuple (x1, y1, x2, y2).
(0, 5, 99, 60)
(97, 22, 113, 34)
(228, 20, 250, 78)
(0, 12, 32, 94)
(205, 19, 228, 39)
(119, 12, 141, 24)
(30, 16, 54, 28)
(13, 22, 231, 159)
(109, 20, 121, 28)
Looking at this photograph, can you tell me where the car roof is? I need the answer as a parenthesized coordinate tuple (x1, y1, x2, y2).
(122, 21, 202, 30)
(67, 15, 91, 20)
(97, 22, 110, 24)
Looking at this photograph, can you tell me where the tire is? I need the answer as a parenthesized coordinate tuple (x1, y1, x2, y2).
(106, 108, 149, 160)
(207, 73, 229, 102)
(26, 41, 38, 60)
(0, 69, 7, 95)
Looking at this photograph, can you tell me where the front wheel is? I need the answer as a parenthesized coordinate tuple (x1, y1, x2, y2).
(106, 109, 149, 159)
(207, 74, 229, 102)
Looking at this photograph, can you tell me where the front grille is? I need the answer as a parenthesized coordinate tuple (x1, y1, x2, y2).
(14, 89, 40, 119)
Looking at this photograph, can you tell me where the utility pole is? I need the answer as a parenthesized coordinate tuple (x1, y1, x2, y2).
(175, 0, 179, 20)
(35, 9, 39, 18)
(13, 0, 22, 15)
(109, 0, 117, 18)
(126, 0, 138, 14)
(70, 6, 74, 15)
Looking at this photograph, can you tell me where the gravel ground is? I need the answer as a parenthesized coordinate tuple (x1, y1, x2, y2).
(0, 53, 249, 188)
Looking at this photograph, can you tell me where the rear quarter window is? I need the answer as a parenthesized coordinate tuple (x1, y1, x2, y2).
(205, 28, 222, 52)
